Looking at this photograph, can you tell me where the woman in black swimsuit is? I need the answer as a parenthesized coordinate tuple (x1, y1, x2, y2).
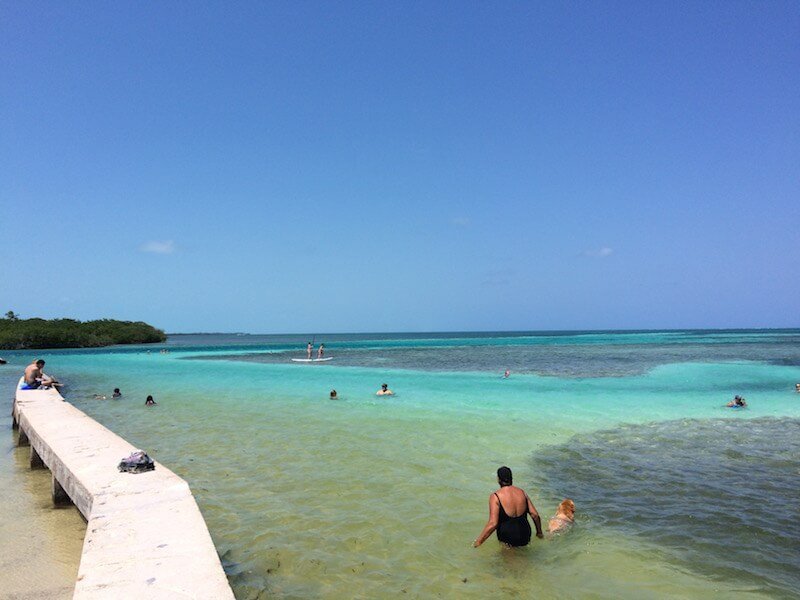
(473, 466, 543, 548)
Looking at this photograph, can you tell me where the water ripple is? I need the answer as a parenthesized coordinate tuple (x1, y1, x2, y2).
(190, 336, 800, 378)
(533, 418, 800, 598)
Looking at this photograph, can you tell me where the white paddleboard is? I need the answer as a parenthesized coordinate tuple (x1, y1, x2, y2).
(291, 357, 333, 363)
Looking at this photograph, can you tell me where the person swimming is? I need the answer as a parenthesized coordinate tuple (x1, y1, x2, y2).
(376, 383, 394, 396)
(330, 389, 338, 399)
(473, 466, 544, 548)
(727, 395, 747, 407)
(112, 388, 122, 398)
(503, 370, 510, 378)
(145, 395, 157, 406)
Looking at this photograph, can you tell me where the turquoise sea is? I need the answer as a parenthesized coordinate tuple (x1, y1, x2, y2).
(2, 330, 800, 599)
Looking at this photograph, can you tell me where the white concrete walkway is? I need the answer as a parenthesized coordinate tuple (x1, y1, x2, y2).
(13, 385, 235, 599)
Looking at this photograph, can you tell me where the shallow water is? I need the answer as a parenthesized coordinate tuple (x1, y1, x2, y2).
(534, 418, 800, 598)
(186, 329, 800, 378)
(1, 330, 799, 598)
(0, 408, 86, 599)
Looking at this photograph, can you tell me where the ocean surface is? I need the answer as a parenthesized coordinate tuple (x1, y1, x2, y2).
(2, 330, 800, 599)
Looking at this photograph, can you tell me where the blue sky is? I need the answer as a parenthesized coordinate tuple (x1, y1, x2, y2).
(2, 2, 798, 333)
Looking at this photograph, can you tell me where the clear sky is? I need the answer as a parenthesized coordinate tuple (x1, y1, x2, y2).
(2, 2, 798, 333)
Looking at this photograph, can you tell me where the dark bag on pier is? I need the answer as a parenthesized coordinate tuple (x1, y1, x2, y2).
(118, 450, 155, 474)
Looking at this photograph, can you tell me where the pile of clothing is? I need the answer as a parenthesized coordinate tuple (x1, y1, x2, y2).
(117, 450, 155, 474)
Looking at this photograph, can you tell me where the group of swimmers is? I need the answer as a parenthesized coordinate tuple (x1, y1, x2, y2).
(21, 356, 800, 552)
(92, 389, 156, 405)
(93, 388, 123, 400)
(95, 389, 156, 406)
(727, 395, 747, 408)
(726, 384, 800, 407)
(726, 385, 800, 406)
(329, 383, 394, 400)
(22, 359, 159, 407)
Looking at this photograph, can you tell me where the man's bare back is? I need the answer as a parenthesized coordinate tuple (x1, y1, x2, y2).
(24, 360, 44, 387)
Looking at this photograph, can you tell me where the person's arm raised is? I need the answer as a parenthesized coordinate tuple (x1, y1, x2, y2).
(473, 493, 500, 547)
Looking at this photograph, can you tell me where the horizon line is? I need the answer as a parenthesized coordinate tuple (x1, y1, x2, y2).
(165, 326, 800, 336)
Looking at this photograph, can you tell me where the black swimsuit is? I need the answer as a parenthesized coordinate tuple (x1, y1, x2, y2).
(495, 493, 531, 547)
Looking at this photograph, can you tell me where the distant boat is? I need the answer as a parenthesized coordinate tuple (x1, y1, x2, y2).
(290, 357, 333, 363)
(0, 358, 6, 365)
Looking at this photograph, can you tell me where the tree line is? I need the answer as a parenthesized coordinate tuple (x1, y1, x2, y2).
(0, 313, 167, 349)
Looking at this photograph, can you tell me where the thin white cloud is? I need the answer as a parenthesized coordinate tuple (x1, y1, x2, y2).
(581, 246, 613, 258)
(140, 240, 175, 254)
(451, 217, 471, 227)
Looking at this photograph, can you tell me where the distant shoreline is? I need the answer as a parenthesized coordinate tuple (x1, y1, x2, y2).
(0, 318, 166, 350)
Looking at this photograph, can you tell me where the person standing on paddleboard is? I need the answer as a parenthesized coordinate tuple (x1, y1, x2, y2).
(307, 341, 313, 359)
(318, 344, 325, 359)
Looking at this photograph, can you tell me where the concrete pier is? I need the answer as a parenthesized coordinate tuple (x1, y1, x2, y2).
(13, 384, 235, 599)
(30, 445, 45, 469)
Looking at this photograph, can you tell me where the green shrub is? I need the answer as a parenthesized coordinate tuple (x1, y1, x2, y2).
(0, 317, 167, 350)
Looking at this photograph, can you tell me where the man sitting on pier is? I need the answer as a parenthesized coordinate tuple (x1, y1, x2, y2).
(22, 359, 61, 390)
(22, 359, 45, 389)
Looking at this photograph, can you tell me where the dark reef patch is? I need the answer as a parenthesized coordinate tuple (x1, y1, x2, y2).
(532, 418, 800, 597)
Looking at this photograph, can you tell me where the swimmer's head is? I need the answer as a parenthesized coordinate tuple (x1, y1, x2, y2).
(35, 359, 45, 367)
(497, 466, 513, 487)
(382, 383, 388, 390)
